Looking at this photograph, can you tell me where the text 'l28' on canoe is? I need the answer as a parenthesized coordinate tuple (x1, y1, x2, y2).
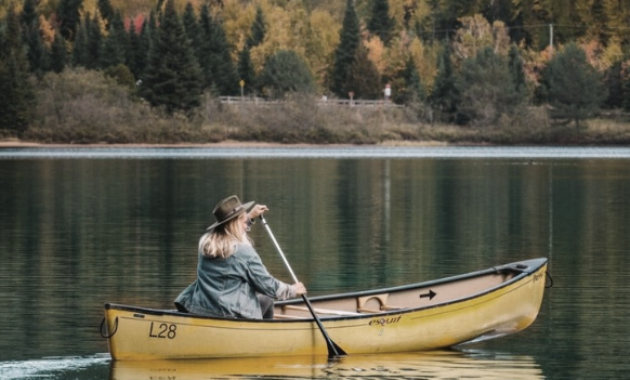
(101, 257, 549, 360)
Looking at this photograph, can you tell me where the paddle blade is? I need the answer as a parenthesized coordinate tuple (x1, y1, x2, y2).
(328, 340, 347, 357)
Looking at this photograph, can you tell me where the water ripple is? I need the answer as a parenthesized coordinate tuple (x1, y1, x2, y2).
(0, 354, 110, 380)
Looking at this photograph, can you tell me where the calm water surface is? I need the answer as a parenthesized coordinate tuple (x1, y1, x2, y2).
(0, 146, 629, 379)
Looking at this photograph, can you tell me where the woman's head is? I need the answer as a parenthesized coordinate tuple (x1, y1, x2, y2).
(207, 195, 255, 231)
(200, 196, 254, 258)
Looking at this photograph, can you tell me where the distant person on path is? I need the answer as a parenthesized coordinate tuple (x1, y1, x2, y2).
(175, 195, 306, 319)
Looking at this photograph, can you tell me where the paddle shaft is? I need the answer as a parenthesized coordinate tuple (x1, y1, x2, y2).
(259, 215, 346, 357)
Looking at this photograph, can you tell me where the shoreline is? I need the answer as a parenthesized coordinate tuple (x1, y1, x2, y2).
(0, 139, 450, 149)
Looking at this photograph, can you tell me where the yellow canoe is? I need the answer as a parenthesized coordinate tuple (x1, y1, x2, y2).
(102, 258, 548, 360)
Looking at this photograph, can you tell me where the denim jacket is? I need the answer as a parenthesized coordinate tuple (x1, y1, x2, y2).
(174, 243, 295, 319)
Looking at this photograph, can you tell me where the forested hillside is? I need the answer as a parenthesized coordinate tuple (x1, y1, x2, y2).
(1, 0, 630, 144)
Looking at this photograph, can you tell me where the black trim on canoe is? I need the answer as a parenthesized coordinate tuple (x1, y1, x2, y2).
(104, 257, 547, 323)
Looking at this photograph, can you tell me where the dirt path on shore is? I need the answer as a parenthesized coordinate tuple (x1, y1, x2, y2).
(0, 140, 326, 148)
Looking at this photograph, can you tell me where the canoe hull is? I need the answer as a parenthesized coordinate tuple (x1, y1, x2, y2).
(103, 258, 547, 360)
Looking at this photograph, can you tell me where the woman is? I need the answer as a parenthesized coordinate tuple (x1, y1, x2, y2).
(175, 195, 306, 319)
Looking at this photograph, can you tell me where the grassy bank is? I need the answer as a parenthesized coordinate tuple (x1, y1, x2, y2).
(4, 69, 630, 146)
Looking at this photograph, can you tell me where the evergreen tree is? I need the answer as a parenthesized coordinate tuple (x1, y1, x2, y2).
(508, 45, 528, 103)
(545, 42, 607, 128)
(246, 6, 266, 48)
(210, 16, 238, 95)
(182, 2, 200, 49)
(0, 6, 35, 135)
(345, 44, 382, 99)
(198, 5, 237, 95)
(72, 14, 90, 67)
(482, 0, 514, 25)
(197, 5, 215, 90)
(392, 56, 425, 105)
(50, 28, 67, 73)
(622, 66, 630, 112)
(97, 0, 115, 27)
(367, 0, 395, 45)
(128, 19, 144, 80)
(237, 47, 256, 95)
(456, 47, 523, 126)
(431, 0, 477, 40)
(21, 0, 48, 75)
(132, 14, 154, 80)
(20, 0, 39, 28)
(140, 0, 202, 114)
(57, 0, 83, 41)
(100, 11, 128, 69)
(604, 61, 623, 109)
(330, 0, 360, 98)
(429, 42, 459, 121)
(86, 12, 103, 69)
(257, 50, 315, 99)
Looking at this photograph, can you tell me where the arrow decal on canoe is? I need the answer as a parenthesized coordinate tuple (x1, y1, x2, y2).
(419, 290, 436, 300)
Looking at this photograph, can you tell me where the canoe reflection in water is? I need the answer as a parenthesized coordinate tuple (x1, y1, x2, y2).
(109, 350, 544, 380)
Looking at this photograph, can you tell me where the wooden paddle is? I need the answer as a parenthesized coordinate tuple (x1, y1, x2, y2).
(259, 215, 347, 358)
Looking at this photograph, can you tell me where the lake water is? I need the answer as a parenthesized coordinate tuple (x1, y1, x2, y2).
(0, 146, 629, 379)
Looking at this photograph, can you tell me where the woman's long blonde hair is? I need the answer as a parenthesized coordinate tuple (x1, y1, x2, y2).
(199, 214, 252, 259)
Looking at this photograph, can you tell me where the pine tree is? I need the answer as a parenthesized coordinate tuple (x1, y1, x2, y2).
(257, 50, 315, 99)
(392, 57, 425, 105)
(132, 14, 154, 80)
(72, 12, 100, 69)
(57, 0, 83, 41)
(97, 0, 115, 27)
(430, 42, 459, 121)
(237, 47, 256, 95)
(367, 0, 395, 46)
(545, 42, 607, 128)
(0, 6, 35, 135)
(345, 44, 382, 99)
(197, 5, 214, 90)
(72, 14, 90, 67)
(21, 0, 48, 75)
(604, 61, 623, 109)
(330, 0, 360, 98)
(182, 2, 200, 49)
(246, 6, 266, 48)
(50, 29, 67, 73)
(457, 47, 523, 126)
(128, 19, 144, 80)
(508, 45, 528, 103)
(622, 66, 630, 112)
(100, 11, 128, 69)
(198, 4, 237, 95)
(140, 0, 202, 114)
(86, 13, 103, 69)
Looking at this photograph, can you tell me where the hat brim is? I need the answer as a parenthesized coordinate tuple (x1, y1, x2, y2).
(206, 200, 255, 230)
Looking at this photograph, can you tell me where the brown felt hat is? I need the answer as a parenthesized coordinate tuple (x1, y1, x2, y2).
(207, 195, 255, 230)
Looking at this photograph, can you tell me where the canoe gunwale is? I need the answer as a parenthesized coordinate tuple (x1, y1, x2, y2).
(104, 257, 547, 323)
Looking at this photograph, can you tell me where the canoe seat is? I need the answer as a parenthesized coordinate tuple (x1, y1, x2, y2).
(282, 305, 362, 316)
(357, 294, 402, 313)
